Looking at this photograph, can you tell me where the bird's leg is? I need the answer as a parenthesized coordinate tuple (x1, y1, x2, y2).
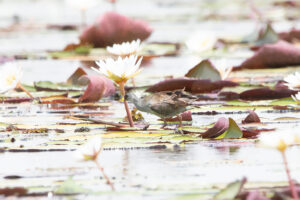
(174, 114, 184, 134)
(161, 118, 167, 128)
(177, 114, 182, 128)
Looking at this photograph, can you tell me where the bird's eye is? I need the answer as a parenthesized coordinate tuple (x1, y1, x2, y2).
(124, 94, 129, 100)
(175, 91, 181, 95)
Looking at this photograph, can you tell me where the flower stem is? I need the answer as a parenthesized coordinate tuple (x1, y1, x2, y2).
(119, 82, 134, 127)
(281, 151, 299, 200)
(131, 77, 136, 87)
(16, 82, 33, 99)
(94, 159, 115, 191)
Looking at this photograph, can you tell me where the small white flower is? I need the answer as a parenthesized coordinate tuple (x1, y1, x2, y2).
(106, 39, 142, 56)
(65, 0, 98, 10)
(259, 133, 295, 152)
(75, 136, 103, 161)
(94, 55, 143, 84)
(185, 31, 217, 53)
(284, 72, 300, 90)
(0, 62, 22, 94)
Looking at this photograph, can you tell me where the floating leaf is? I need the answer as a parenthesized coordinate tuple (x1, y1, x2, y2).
(146, 78, 238, 94)
(214, 178, 246, 200)
(34, 81, 83, 92)
(279, 28, 300, 43)
(242, 110, 261, 124)
(80, 12, 152, 48)
(242, 23, 278, 45)
(201, 117, 229, 138)
(255, 23, 279, 46)
(67, 67, 88, 85)
(185, 59, 221, 81)
(78, 75, 115, 103)
(236, 41, 300, 69)
(240, 87, 297, 100)
(217, 118, 243, 139)
(55, 177, 89, 195)
(163, 110, 193, 122)
(0, 187, 28, 197)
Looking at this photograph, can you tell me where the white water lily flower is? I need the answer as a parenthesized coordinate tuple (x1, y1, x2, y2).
(259, 133, 295, 152)
(0, 62, 22, 94)
(75, 136, 102, 161)
(284, 72, 300, 90)
(185, 31, 217, 53)
(94, 55, 143, 84)
(65, 0, 98, 10)
(107, 39, 141, 56)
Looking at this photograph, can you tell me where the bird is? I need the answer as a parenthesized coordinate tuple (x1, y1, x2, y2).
(127, 89, 196, 128)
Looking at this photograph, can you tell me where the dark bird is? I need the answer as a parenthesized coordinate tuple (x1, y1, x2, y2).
(127, 89, 196, 128)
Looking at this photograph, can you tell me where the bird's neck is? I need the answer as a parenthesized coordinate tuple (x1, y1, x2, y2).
(132, 97, 148, 113)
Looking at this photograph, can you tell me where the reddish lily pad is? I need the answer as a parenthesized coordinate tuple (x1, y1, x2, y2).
(146, 78, 238, 94)
(201, 117, 229, 138)
(163, 110, 193, 122)
(236, 41, 300, 69)
(0, 187, 28, 197)
(279, 28, 300, 43)
(242, 110, 261, 124)
(78, 75, 115, 103)
(80, 12, 153, 48)
(239, 87, 297, 101)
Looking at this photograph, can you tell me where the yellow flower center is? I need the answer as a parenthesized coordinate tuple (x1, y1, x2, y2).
(5, 74, 16, 86)
(277, 139, 287, 152)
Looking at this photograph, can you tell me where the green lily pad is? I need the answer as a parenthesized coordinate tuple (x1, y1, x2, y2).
(34, 81, 84, 92)
(214, 178, 246, 200)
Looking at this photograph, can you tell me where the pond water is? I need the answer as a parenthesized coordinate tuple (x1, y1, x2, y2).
(1, 0, 300, 199)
